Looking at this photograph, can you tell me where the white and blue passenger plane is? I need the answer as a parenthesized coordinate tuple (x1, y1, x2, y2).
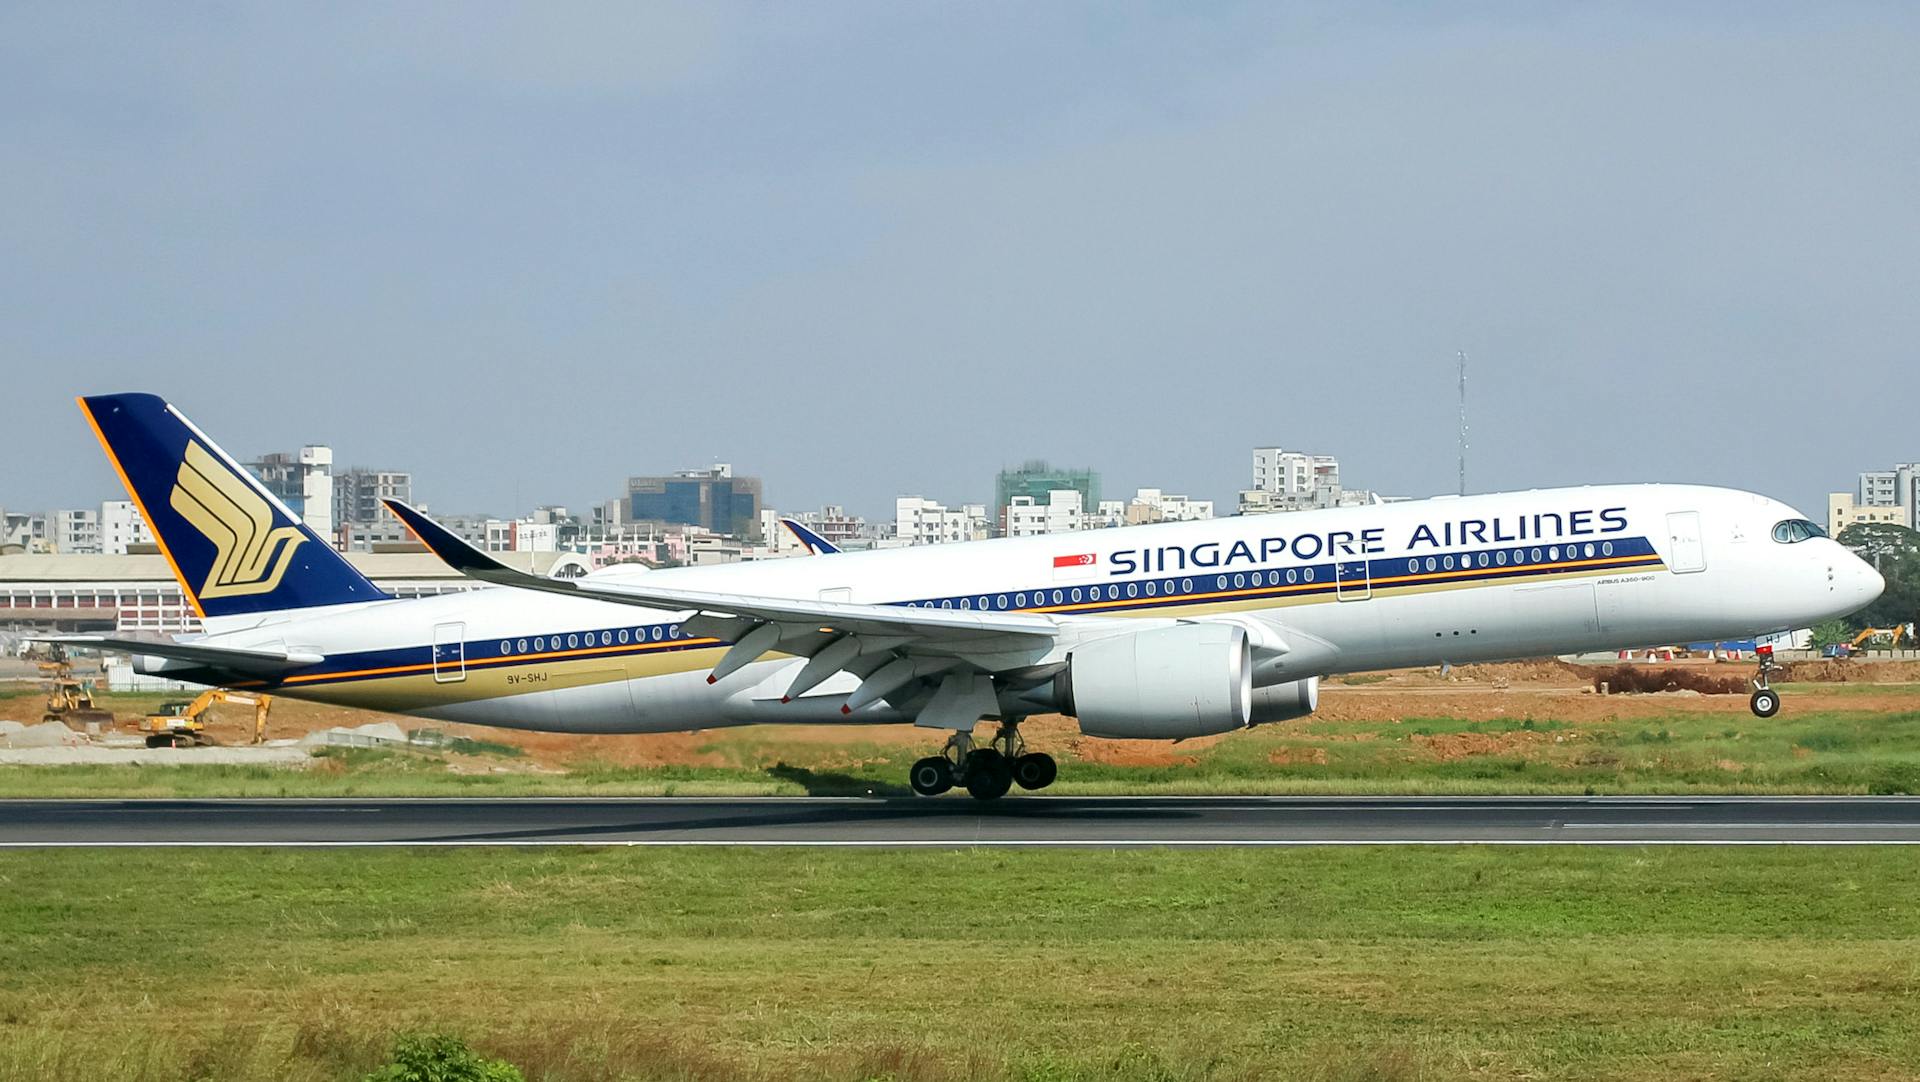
(50, 393, 1884, 798)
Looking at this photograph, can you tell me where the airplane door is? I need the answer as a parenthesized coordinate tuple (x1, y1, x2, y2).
(432, 621, 467, 683)
(1336, 556, 1372, 601)
(1665, 512, 1707, 574)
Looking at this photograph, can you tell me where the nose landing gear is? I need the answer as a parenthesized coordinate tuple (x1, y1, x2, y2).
(907, 722, 1057, 799)
(1749, 645, 1784, 718)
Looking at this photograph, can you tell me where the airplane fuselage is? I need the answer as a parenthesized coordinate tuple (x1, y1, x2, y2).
(173, 483, 1882, 734)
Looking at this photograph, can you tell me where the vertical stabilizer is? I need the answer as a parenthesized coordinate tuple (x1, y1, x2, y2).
(77, 393, 389, 624)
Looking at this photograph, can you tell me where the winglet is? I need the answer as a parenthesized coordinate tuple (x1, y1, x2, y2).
(780, 518, 840, 555)
(382, 499, 523, 581)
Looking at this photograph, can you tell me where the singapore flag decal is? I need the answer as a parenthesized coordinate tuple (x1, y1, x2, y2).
(1052, 552, 1098, 580)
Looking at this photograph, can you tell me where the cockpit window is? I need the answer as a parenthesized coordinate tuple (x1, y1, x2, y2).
(1771, 519, 1827, 543)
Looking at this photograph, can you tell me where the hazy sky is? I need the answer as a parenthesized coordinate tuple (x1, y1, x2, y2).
(4, 3, 1916, 522)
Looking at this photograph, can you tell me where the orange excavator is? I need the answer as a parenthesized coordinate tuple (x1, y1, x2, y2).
(139, 689, 273, 748)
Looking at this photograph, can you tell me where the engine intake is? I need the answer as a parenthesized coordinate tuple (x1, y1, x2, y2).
(1061, 623, 1251, 740)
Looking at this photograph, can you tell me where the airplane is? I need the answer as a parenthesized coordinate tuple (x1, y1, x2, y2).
(46, 392, 1884, 799)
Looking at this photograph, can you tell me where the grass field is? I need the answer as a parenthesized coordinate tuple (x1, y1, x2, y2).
(7, 685, 1920, 798)
(2, 846, 1917, 1081)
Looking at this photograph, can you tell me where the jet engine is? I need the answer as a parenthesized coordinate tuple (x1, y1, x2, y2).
(1060, 623, 1251, 739)
(1248, 676, 1319, 724)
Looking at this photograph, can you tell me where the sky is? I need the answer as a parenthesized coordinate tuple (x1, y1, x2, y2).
(3, 3, 1916, 522)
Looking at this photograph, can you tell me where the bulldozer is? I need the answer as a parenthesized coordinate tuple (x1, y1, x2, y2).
(140, 689, 273, 748)
(33, 644, 115, 727)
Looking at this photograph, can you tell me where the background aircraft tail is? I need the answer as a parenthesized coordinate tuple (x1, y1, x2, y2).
(77, 393, 389, 624)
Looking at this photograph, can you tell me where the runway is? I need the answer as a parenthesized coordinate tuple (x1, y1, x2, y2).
(4, 796, 1920, 846)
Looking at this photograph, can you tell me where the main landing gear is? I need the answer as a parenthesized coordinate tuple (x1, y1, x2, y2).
(908, 722, 1057, 800)
(1749, 647, 1784, 719)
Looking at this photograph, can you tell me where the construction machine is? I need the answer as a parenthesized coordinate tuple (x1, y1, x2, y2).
(1849, 625, 1911, 651)
(139, 689, 273, 748)
(32, 644, 115, 727)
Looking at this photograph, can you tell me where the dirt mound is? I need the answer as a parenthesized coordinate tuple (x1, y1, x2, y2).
(1590, 665, 1747, 695)
(1443, 659, 1592, 686)
(1783, 659, 1920, 683)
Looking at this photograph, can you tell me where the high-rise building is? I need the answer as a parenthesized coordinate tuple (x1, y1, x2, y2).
(1240, 447, 1368, 514)
(52, 509, 101, 554)
(100, 500, 154, 554)
(246, 445, 334, 539)
(335, 468, 414, 527)
(626, 464, 763, 540)
(1856, 464, 1920, 530)
(995, 461, 1098, 536)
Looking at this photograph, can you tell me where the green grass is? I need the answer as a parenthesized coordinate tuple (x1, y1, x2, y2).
(12, 689, 1920, 798)
(1, 847, 1917, 1080)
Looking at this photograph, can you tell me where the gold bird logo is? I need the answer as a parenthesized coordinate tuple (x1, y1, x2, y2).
(168, 441, 305, 599)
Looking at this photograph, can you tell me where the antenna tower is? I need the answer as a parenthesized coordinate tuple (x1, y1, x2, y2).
(1456, 351, 1468, 496)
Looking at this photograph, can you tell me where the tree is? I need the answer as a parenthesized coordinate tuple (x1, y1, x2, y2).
(1811, 619, 1853, 649)
(1838, 522, 1920, 563)
(1839, 522, 1920, 631)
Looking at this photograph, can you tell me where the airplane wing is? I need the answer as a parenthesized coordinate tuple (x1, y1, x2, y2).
(779, 518, 841, 554)
(384, 500, 1072, 720)
(33, 635, 324, 678)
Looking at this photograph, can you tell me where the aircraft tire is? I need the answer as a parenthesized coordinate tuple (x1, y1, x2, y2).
(909, 756, 954, 796)
(1013, 752, 1057, 791)
(964, 749, 1013, 800)
(1749, 688, 1781, 718)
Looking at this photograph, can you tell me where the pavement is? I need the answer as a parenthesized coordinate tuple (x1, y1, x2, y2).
(4, 796, 1920, 846)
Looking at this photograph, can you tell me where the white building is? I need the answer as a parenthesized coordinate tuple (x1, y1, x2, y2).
(1093, 488, 1215, 528)
(1005, 490, 1085, 537)
(1856, 465, 1920, 530)
(52, 509, 101, 554)
(895, 497, 989, 546)
(2, 511, 50, 553)
(246, 445, 334, 541)
(100, 500, 154, 554)
(482, 519, 558, 553)
(1243, 447, 1343, 513)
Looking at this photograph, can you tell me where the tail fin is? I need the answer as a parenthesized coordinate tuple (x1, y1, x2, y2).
(780, 517, 841, 555)
(78, 393, 389, 623)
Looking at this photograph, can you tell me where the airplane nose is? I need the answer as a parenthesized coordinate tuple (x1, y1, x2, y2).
(1853, 555, 1886, 607)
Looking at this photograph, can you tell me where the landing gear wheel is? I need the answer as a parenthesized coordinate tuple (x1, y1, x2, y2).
(1749, 688, 1781, 718)
(909, 756, 954, 796)
(964, 749, 1013, 800)
(1012, 752, 1057, 791)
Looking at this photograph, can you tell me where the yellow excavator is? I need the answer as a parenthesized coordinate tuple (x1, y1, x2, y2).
(34, 645, 115, 727)
(1848, 624, 1911, 651)
(140, 689, 273, 748)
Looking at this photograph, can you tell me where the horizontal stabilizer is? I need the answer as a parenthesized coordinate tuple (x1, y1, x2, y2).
(36, 635, 323, 678)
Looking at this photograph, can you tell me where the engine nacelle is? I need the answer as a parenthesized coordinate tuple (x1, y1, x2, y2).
(1248, 676, 1319, 724)
(1062, 623, 1251, 740)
